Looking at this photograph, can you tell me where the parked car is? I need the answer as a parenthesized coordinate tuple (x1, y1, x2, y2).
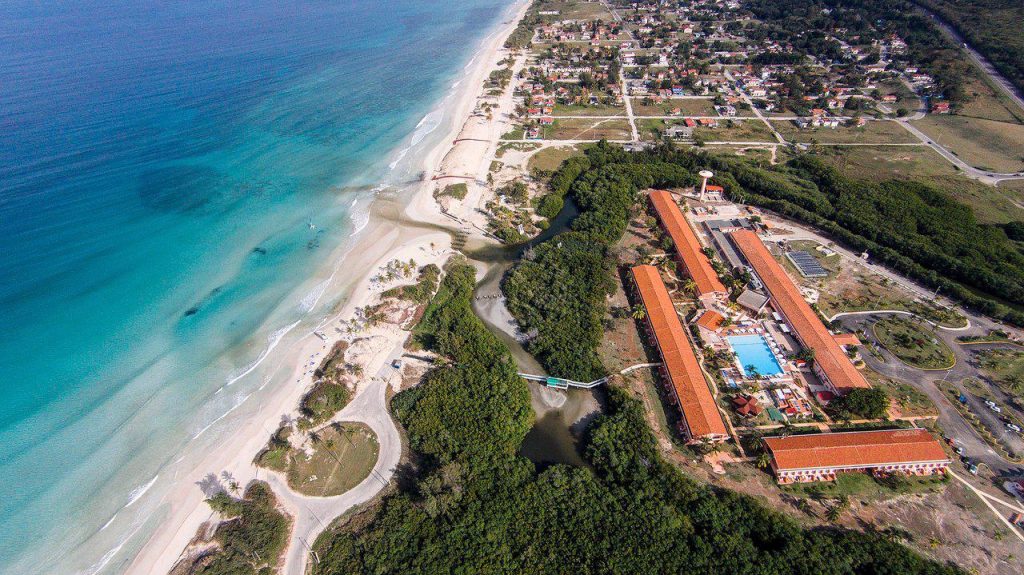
(955, 446, 965, 456)
(969, 463, 979, 475)
(1007, 423, 1022, 433)
(985, 400, 997, 408)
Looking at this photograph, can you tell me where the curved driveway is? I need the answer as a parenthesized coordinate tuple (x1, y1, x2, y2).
(263, 343, 405, 575)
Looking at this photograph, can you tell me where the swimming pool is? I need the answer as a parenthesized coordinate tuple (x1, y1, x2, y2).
(727, 335, 785, 377)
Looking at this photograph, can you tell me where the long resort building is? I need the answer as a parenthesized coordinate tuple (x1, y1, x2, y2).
(631, 265, 729, 443)
(729, 229, 871, 395)
(763, 429, 950, 484)
(649, 190, 727, 305)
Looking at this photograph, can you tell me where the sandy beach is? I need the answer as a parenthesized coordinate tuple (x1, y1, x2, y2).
(128, 2, 530, 573)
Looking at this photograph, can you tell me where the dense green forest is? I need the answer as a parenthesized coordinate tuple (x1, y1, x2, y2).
(309, 254, 961, 574)
(917, 0, 1024, 94)
(505, 144, 695, 380)
(746, 0, 973, 105)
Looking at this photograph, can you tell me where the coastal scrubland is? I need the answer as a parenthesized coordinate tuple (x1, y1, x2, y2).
(186, 482, 289, 575)
(309, 249, 961, 575)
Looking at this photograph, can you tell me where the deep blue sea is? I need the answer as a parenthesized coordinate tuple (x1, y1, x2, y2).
(0, 1, 512, 572)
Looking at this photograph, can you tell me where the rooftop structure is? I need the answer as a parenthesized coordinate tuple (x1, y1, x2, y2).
(648, 190, 726, 301)
(763, 429, 950, 484)
(729, 230, 871, 395)
(705, 218, 753, 271)
(630, 265, 728, 442)
(785, 251, 828, 278)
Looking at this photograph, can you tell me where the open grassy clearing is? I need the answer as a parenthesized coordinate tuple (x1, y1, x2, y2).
(872, 317, 955, 370)
(812, 146, 1024, 224)
(551, 102, 626, 117)
(953, 70, 1024, 125)
(780, 468, 949, 501)
(536, 0, 612, 21)
(631, 98, 716, 117)
(911, 115, 1024, 173)
(255, 420, 378, 495)
(973, 348, 1024, 397)
(695, 120, 776, 142)
(545, 118, 631, 140)
(771, 120, 919, 144)
(527, 144, 584, 175)
(863, 369, 938, 418)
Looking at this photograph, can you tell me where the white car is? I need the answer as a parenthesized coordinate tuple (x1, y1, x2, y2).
(991, 405, 1003, 413)
(1007, 423, 1022, 433)
(984, 400, 997, 408)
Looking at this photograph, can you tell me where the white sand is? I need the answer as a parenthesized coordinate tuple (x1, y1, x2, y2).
(127, 2, 530, 573)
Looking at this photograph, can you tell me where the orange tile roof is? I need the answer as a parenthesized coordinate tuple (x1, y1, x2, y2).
(729, 230, 870, 394)
(649, 190, 726, 297)
(832, 333, 861, 347)
(631, 265, 727, 439)
(764, 429, 949, 471)
(695, 310, 725, 332)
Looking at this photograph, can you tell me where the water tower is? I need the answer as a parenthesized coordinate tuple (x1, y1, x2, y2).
(698, 169, 714, 201)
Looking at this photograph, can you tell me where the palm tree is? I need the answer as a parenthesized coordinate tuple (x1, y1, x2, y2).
(632, 304, 647, 320)
(682, 278, 698, 296)
(825, 503, 843, 522)
(756, 452, 772, 470)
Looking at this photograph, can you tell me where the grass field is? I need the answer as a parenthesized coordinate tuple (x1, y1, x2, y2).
(813, 146, 1024, 224)
(537, 0, 611, 21)
(864, 369, 938, 417)
(546, 118, 631, 140)
(781, 468, 948, 500)
(771, 120, 919, 144)
(872, 317, 955, 370)
(695, 120, 776, 142)
(527, 145, 583, 174)
(973, 348, 1024, 397)
(631, 97, 716, 116)
(911, 115, 1024, 173)
(551, 102, 625, 117)
(285, 422, 379, 497)
(953, 70, 1024, 125)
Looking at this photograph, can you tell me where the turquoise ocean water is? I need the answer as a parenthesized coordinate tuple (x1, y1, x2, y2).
(0, 1, 512, 572)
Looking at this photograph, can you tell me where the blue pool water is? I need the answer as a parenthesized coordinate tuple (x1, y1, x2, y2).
(728, 335, 785, 377)
(0, 0, 514, 572)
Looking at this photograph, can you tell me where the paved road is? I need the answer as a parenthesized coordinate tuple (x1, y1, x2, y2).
(922, 9, 1024, 114)
(897, 119, 1024, 183)
(837, 312, 1022, 475)
(266, 343, 405, 575)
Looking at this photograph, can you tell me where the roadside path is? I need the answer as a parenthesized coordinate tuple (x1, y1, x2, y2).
(949, 472, 1024, 543)
(265, 345, 405, 575)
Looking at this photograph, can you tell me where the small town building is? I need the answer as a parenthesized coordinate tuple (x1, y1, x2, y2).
(736, 289, 769, 314)
(762, 429, 950, 484)
(733, 394, 762, 418)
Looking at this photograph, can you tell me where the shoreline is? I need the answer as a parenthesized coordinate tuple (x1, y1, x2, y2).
(126, 2, 531, 573)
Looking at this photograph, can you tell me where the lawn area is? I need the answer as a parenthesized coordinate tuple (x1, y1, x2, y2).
(631, 97, 716, 116)
(812, 146, 1024, 224)
(527, 144, 583, 175)
(285, 422, 379, 497)
(872, 317, 955, 370)
(864, 369, 938, 417)
(780, 469, 949, 501)
(694, 120, 776, 142)
(536, 0, 612, 21)
(911, 115, 1024, 173)
(973, 348, 1024, 397)
(771, 120, 919, 144)
(953, 70, 1024, 125)
(546, 118, 631, 140)
(551, 102, 626, 117)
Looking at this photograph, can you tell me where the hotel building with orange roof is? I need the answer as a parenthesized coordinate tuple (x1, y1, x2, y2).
(648, 190, 726, 306)
(763, 429, 950, 484)
(729, 229, 871, 396)
(630, 265, 729, 443)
